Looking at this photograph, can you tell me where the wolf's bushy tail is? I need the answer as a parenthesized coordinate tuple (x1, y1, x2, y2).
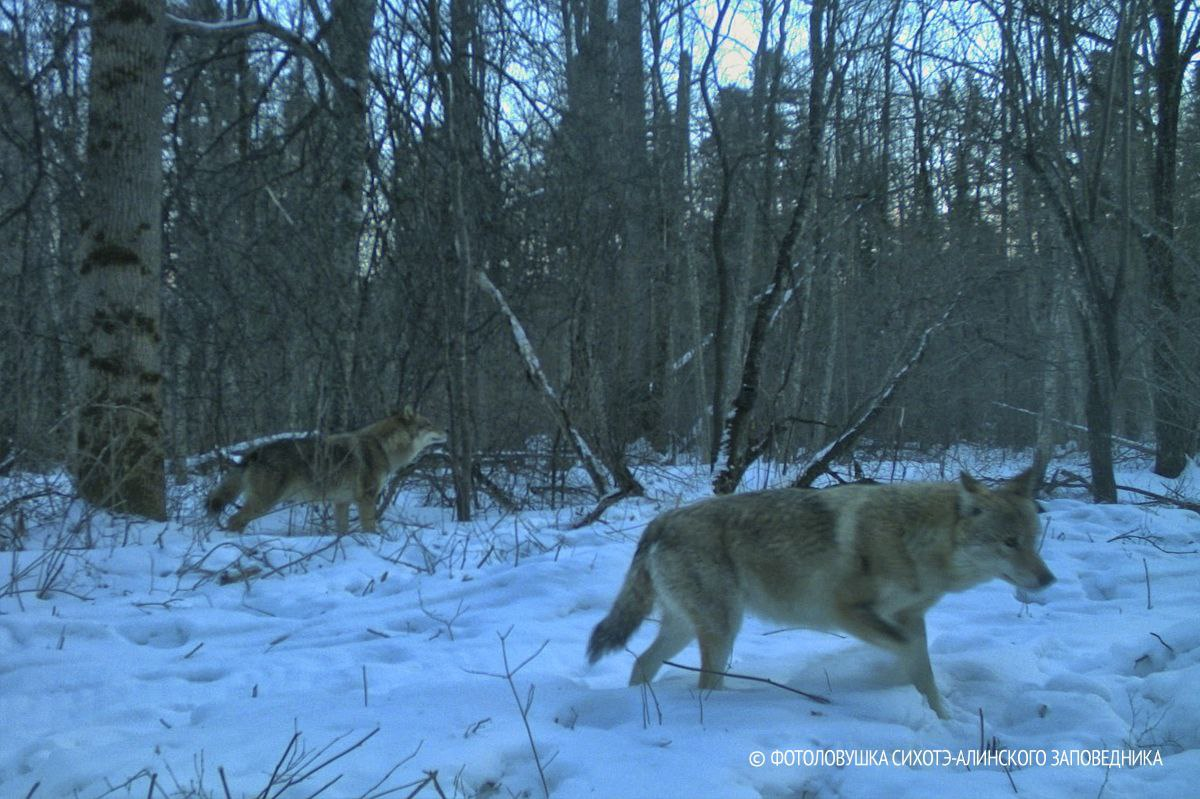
(205, 467, 244, 516)
(587, 523, 660, 664)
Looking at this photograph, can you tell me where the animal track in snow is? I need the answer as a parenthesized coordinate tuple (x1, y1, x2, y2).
(117, 619, 191, 649)
(135, 665, 229, 684)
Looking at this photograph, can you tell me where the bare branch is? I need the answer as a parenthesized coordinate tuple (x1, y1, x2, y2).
(662, 660, 831, 705)
(164, 6, 342, 92)
(793, 296, 960, 488)
(474, 268, 613, 499)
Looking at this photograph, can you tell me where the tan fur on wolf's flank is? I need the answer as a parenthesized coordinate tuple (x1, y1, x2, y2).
(206, 408, 447, 534)
(587, 467, 1055, 718)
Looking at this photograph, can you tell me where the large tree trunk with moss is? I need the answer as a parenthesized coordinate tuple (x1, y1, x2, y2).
(69, 0, 167, 520)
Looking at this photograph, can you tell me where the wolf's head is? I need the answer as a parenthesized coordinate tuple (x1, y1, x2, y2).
(390, 406, 448, 453)
(952, 465, 1056, 591)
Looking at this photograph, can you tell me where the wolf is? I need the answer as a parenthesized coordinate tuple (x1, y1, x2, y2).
(587, 466, 1054, 718)
(206, 408, 447, 534)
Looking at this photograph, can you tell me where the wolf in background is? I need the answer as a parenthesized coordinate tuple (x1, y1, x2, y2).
(206, 408, 447, 534)
(587, 466, 1055, 718)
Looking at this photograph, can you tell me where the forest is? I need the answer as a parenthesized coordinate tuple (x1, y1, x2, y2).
(2, 0, 1198, 520)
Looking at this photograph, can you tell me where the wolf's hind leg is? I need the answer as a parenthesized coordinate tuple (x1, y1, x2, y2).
(630, 608, 693, 686)
(659, 565, 743, 690)
(695, 614, 741, 690)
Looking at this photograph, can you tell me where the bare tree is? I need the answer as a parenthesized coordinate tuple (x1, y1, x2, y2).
(69, 0, 168, 520)
(11, 0, 1192, 516)
(988, 0, 1132, 502)
(1140, 0, 1200, 477)
(327, 0, 379, 428)
(711, 0, 837, 494)
(426, 0, 485, 520)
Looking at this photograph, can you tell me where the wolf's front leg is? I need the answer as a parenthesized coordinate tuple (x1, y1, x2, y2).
(895, 611, 949, 719)
(226, 498, 271, 533)
(356, 499, 378, 532)
(333, 502, 350, 534)
(832, 596, 909, 648)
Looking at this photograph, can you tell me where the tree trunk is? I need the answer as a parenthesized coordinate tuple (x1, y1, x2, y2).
(712, 0, 830, 494)
(428, 0, 483, 520)
(1080, 318, 1119, 502)
(327, 0, 377, 428)
(70, 0, 167, 520)
(615, 0, 658, 442)
(1035, 277, 1068, 461)
(997, 0, 1125, 503)
(699, 0, 736, 466)
(664, 11, 696, 452)
(1142, 0, 1195, 477)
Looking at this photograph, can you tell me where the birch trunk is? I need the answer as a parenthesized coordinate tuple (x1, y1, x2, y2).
(70, 0, 167, 520)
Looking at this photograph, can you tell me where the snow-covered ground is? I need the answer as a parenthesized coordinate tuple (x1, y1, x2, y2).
(2, 452, 1199, 798)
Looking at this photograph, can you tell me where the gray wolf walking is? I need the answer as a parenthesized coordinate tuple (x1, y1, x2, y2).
(206, 408, 447, 534)
(587, 466, 1054, 718)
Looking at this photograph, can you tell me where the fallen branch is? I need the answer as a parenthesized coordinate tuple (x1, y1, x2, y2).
(470, 463, 521, 512)
(176, 537, 346, 591)
(0, 488, 58, 520)
(992, 402, 1154, 455)
(568, 486, 642, 530)
(1054, 470, 1200, 515)
(662, 660, 831, 706)
(378, 455, 444, 518)
(1106, 531, 1197, 555)
(793, 297, 958, 488)
(474, 269, 611, 498)
(1110, 483, 1200, 514)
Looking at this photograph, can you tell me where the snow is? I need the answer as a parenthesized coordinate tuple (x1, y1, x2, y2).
(2, 453, 1199, 798)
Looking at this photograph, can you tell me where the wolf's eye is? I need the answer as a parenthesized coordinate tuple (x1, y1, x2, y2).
(970, 506, 984, 517)
(1004, 537, 1019, 549)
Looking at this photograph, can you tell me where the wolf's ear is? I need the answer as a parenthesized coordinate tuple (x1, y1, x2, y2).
(957, 472, 986, 518)
(958, 471, 986, 494)
(401, 404, 414, 418)
(1002, 463, 1041, 498)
